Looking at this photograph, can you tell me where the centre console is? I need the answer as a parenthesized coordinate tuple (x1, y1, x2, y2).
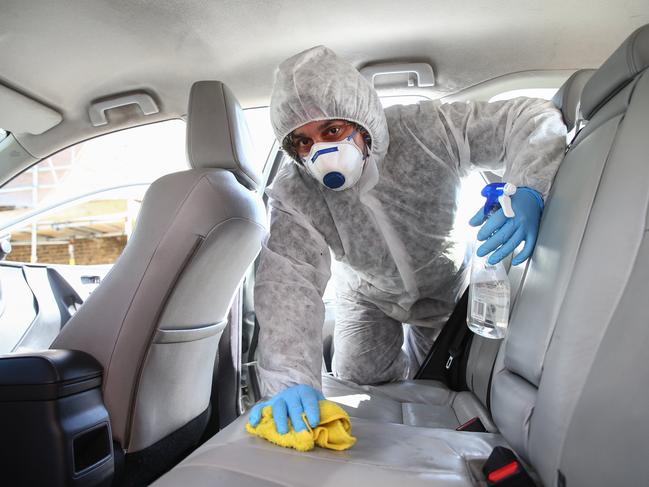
(0, 349, 113, 486)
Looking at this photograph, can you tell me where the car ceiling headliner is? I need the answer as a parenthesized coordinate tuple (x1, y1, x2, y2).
(1, 0, 648, 157)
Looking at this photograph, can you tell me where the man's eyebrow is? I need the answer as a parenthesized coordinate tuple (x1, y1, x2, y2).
(292, 120, 345, 139)
(317, 120, 341, 130)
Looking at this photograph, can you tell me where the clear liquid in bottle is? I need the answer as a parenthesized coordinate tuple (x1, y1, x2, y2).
(467, 251, 510, 339)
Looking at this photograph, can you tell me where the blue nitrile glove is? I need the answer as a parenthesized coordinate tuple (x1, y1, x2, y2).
(469, 187, 544, 266)
(249, 384, 325, 435)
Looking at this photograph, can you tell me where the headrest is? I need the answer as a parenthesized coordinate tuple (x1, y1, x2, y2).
(186, 81, 260, 190)
(552, 69, 595, 131)
(581, 25, 649, 120)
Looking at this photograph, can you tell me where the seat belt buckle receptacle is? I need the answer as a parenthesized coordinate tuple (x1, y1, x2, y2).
(483, 447, 535, 486)
(455, 416, 487, 432)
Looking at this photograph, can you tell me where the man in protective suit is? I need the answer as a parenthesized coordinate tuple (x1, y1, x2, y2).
(250, 46, 566, 435)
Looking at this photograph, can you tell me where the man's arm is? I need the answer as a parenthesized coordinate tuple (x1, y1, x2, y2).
(255, 197, 331, 397)
(437, 97, 567, 197)
(436, 97, 566, 264)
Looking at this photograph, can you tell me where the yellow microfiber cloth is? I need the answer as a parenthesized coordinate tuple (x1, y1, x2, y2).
(246, 399, 356, 452)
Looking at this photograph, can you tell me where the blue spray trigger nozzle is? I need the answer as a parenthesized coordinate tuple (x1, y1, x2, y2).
(481, 182, 517, 218)
(481, 183, 506, 216)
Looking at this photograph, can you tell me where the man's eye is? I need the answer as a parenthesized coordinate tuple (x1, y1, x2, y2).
(328, 127, 340, 135)
(299, 138, 311, 146)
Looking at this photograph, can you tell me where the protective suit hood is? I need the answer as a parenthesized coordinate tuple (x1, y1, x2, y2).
(258, 47, 567, 395)
(270, 46, 389, 191)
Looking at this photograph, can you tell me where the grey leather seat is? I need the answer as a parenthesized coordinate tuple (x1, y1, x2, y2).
(153, 25, 649, 487)
(318, 69, 596, 433)
(53, 81, 267, 460)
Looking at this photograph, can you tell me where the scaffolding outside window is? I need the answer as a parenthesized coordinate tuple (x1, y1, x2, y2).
(0, 121, 188, 265)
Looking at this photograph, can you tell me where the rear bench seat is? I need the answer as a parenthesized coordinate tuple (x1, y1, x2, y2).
(319, 69, 595, 432)
(154, 25, 649, 487)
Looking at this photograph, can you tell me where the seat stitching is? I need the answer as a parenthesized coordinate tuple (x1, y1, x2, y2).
(127, 220, 264, 446)
(125, 174, 265, 447)
(183, 446, 461, 476)
(171, 462, 293, 487)
(106, 172, 210, 445)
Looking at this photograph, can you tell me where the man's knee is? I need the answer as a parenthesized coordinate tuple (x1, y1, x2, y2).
(332, 349, 408, 385)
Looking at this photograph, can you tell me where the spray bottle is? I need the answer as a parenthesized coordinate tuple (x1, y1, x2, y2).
(467, 182, 516, 339)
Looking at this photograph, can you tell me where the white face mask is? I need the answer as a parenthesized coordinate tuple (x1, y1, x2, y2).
(302, 131, 367, 191)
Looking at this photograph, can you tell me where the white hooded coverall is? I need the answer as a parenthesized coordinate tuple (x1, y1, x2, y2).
(255, 46, 566, 396)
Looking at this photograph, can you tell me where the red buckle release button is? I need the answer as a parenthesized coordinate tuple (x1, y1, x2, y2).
(456, 416, 487, 432)
(487, 461, 520, 483)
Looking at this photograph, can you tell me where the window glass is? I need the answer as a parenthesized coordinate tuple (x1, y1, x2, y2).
(244, 107, 276, 171)
(0, 129, 7, 142)
(380, 95, 430, 108)
(489, 88, 558, 102)
(5, 186, 147, 265)
(0, 120, 187, 264)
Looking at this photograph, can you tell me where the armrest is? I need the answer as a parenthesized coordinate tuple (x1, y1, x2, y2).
(0, 349, 113, 486)
(0, 349, 102, 400)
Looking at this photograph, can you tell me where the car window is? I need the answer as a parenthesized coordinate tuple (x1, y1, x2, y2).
(0, 120, 187, 264)
(0, 129, 7, 143)
(244, 107, 277, 171)
(380, 95, 430, 108)
(489, 88, 558, 102)
(4, 186, 149, 265)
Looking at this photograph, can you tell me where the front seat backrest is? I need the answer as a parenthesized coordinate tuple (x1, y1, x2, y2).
(491, 25, 649, 487)
(52, 81, 267, 454)
(462, 68, 596, 411)
(530, 26, 649, 486)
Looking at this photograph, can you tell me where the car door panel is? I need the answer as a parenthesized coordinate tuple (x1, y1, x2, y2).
(0, 262, 85, 352)
(0, 264, 37, 353)
(14, 265, 64, 351)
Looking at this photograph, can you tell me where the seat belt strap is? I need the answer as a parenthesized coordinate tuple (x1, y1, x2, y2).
(414, 288, 469, 385)
(445, 289, 471, 370)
